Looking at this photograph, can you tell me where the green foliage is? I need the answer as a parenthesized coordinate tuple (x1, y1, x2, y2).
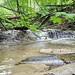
(50, 16, 62, 24)
(0, 8, 11, 15)
(30, 25, 39, 32)
(0, 0, 38, 31)
(55, 12, 75, 20)
(4, 23, 13, 28)
(50, 12, 75, 24)
(55, 12, 67, 17)
(66, 14, 75, 20)
(48, 0, 57, 4)
(0, 0, 75, 31)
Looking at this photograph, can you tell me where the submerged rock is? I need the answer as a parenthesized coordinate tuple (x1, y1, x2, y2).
(17, 53, 75, 66)
(58, 53, 75, 64)
(17, 56, 65, 66)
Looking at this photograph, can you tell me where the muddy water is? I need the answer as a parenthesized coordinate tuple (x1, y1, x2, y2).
(0, 41, 75, 75)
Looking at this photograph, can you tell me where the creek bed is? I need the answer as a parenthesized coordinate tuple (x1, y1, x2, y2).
(0, 40, 75, 75)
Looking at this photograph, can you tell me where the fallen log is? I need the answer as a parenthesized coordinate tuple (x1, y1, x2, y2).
(40, 49, 75, 54)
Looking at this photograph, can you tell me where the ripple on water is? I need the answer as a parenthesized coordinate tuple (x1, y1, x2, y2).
(3, 58, 14, 63)
(0, 65, 13, 75)
(0, 71, 12, 75)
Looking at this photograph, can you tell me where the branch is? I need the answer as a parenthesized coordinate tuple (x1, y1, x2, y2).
(46, 3, 72, 7)
(35, 0, 47, 14)
(1, 18, 15, 26)
(16, 0, 20, 13)
(0, 18, 7, 30)
(46, 4, 68, 7)
(0, 5, 25, 14)
(7, 16, 20, 20)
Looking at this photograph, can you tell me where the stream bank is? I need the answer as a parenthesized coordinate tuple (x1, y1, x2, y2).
(0, 29, 75, 45)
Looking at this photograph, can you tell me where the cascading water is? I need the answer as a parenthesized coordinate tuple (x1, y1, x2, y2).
(0, 29, 75, 45)
(36, 29, 75, 39)
(48, 29, 75, 39)
(36, 29, 75, 45)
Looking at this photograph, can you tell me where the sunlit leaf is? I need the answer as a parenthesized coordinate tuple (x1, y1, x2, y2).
(30, 25, 38, 32)
(55, 12, 67, 17)
(48, 0, 57, 4)
(66, 14, 75, 20)
(50, 16, 62, 24)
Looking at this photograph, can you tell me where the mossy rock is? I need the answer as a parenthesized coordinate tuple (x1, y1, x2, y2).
(58, 53, 75, 63)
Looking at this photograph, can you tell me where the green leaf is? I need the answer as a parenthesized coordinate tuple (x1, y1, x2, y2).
(40, 0, 47, 4)
(66, 14, 75, 20)
(30, 25, 38, 32)
(48, 0, 57, 4)
(31, 13, 37, 17)
(64, 15, 68, 20)
(55, 12, 67, 17)
(50, 16, 62, 24)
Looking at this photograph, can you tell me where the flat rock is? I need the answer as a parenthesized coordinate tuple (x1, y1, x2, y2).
(40, 49, 75, 54)
(12, 63, 75, 75)
(12, 63, 49, 75)
(43, 62, 75, 75)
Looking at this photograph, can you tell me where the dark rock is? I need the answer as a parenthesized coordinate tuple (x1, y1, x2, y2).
(18, 55, 64, 66)
(13, 26, 28, 31)
(0, 31, 6, 42)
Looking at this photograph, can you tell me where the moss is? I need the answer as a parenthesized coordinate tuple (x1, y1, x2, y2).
(58, 53, 75, 63)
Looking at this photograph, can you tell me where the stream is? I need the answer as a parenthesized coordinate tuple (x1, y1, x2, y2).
(0, 41, 75, 75)
(0, 29, 75, 75)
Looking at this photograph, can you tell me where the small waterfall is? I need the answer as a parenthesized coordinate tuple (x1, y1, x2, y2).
(48, 29, 75, 39)
(34, 29, 75, 41)
(0, 29, 75, 45)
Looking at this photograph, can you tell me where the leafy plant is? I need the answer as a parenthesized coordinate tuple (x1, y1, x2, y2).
(50, 16, 62, 24)
(0, 0, 75, 31)
(50, 12, 75, 24)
